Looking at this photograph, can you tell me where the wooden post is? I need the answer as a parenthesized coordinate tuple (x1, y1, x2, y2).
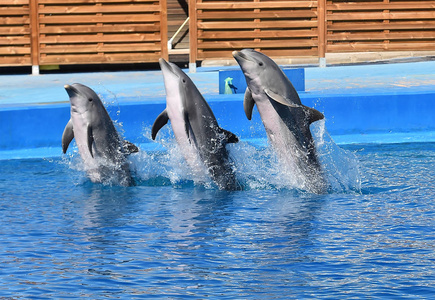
(160, 0, 169, 60)
(29, 0, 40, 75)
(189, 0, 197, 73)
(318, 0, 326, 67)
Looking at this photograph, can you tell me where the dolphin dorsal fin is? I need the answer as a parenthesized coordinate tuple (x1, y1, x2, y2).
(244, 88, 255, 120)
(123, 140, 139, 155)
(62, 119, 74, 154)
(221, 128, 239, 144)
(87, 124, 94, 157)
(304, 105, 324, 124)
(151, 109, 169, 140)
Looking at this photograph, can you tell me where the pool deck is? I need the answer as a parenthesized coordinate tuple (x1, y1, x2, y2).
(1, 58, 435, 107)
(1, 58, 435, 159)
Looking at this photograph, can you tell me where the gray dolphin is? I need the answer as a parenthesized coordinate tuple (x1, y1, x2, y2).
(152, 58, 240, 190)
(62, 83, 138, 186)
(233, 49, 327, 193)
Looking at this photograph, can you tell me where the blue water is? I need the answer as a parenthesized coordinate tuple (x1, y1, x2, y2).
(1, 142, 434, 299)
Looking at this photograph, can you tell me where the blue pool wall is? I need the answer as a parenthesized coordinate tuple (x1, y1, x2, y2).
(2, 86, 435, 158)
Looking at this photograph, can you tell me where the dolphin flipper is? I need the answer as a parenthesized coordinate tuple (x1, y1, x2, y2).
(243, 88, 255, 120)
(221, 128, 239, 144)
(87, 125, 94, 157)
(151, 109, 169, 140)
(264, 88, 324, 124)
(62, 119, 74, 154)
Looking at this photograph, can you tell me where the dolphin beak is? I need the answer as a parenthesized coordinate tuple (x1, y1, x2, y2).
(159, 58, 172, 73)
(64, 84, 78, 98)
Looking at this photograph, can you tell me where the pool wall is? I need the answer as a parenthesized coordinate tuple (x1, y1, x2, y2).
(2, 86, 435, 159)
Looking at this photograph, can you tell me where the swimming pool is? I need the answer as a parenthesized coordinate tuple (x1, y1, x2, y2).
(1, 140, 434, 298)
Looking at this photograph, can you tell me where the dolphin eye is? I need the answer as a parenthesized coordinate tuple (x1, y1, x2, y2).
(259, 62, 264, 66)
(182, 78, 186, 83)
(88, 97, 93, 102)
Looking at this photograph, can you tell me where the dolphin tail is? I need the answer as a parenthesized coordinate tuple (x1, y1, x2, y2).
(151, 109, 169, 140)
(62, 119, 74, 154)
(243, 87, 255, 120)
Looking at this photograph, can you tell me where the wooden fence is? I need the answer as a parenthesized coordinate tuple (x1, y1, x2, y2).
(189, 0, 435, 65)
(0, 0, 168, 73)
(1, 0, 434, 72)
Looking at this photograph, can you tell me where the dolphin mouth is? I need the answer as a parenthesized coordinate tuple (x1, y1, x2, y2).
(232, 50, 252, 63)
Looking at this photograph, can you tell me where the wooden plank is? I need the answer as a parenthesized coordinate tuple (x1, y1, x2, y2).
(39, 24, 160, 34)
(0, 56, 31, 65)
(328, 21, 435, 31)
(0, 46, 31, 55)
(39, 0, 158, 3)
(0, 8, 30, 15)
(0, 0, 29, 5)
(329, 31, 435, 41)
(197, 1, 317, 10)
(327, 11, 435, 21)
(0, 37, 31, 45)
(199, 29, 318, 39)
(197, 48, 317, 59)
(39, 53, 162, 64)
(0, 17, 30, 25)
(40, 33, 161, 44)
(198, 39, 318, 49)
(198, 10, 318, 19)
(328, 2, 435, 11)
(198, 20, 318, 30)
(327, 42, 435, 52)
(39, 14, 160, 24)
(40, 44, 162, 54)
(39, 4, 160, 14)
(0, 26, 31, 35)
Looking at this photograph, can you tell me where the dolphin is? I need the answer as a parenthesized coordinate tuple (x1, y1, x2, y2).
(62, 83, 138, 186)
(152, 58, 240, 190)
(232, 49, 327, 193)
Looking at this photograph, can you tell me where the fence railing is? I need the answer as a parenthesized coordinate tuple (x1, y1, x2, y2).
(1, 0, 434, 73)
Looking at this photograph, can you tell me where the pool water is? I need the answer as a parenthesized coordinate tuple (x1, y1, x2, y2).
(1, 142, 434, 299)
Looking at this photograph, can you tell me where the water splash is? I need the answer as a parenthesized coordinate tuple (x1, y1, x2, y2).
(311, 119, 361, 193)
(61, 120, 361, 193)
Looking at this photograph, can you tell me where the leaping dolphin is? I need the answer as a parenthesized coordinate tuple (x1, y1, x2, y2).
(152, 58, 240, 190)
(233, 49, 327, 193)
(62, 83, 138, 186)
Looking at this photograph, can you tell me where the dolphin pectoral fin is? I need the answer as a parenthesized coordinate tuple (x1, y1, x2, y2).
(304, 105, 324, 124)
(61, 119, 74, 154)
(87, 125, 94, 158)
(221, 128, 239, 144)
(123, 140, 139, 154)
(244, 88, 255, 120)
(151, 109, 169, 140)
(264, 88, 292, 106)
